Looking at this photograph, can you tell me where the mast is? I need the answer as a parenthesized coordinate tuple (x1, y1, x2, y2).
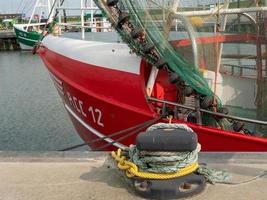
(91, 0, 94, 31)
(26, 0, 40, 31)
(213, 0, 229, 112)
(47, 0, 51, 15)
(81, 0, 85, 39)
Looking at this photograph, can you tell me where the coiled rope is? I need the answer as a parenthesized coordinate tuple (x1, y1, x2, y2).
(111, 148, 199, 180)
(111, 123, 229, 184)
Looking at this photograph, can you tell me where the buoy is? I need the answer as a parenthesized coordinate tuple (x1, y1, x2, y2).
(131, 27, 145, 40)
(117, 12, 130, 28)
(169, 73, 180, 84)
(215, 107, 229, 120)
(107, 0, 119, 7)
(183, 85, 194, 97)
(200, 96, 213, 109)
(233, 121, 245, 132)
(155, 58, 167, 70)
(52, 24, 60, 36)
(190, 16, 204, 27)
(143, 43, 155, 55)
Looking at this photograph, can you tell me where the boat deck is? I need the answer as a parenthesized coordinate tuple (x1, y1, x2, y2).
(0, 152, 266, 200)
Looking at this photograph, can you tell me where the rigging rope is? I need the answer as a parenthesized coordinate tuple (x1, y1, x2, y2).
(16, 0, 25, 13)
(95, 116, 162, 151)
(32, 0, 66, 54)
(20, 0, 33, 15)
(59, 115, 162, 151)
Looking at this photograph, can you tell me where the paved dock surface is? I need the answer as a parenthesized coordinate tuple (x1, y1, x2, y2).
(0, 152, 266, 200)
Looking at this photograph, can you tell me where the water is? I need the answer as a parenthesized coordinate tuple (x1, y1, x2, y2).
(0, 51, 88, 151)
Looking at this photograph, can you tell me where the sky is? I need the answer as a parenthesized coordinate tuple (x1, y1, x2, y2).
(0, 0, 78, 17)
(0, 0, 238, 17)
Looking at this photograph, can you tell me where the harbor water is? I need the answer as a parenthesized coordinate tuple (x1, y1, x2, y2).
(0, 51, 88, 151)
(0, 32, 121, 151)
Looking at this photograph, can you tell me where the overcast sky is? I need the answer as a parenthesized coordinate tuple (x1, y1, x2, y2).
(0, 0, 231, 17)
(0, 0, 78, 16)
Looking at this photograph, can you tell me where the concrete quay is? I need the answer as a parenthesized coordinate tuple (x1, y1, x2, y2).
(0, 30, 20, 50)
(0, 152, 266, 200)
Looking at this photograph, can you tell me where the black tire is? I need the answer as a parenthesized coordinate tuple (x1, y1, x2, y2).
(131, 27, 144, 39)
(136, 129, 198, 152)
(233, 121, 245, 132)
(200, 96, 213, 109)
(107, 0, 119, 7)
(187, 112, 197, 123)
(184, 86, 194, 97)
(215, 107, 229, 120)
(169, 73, 180, 84)
(155, 58, 167, 70)
(217, 107, 229, 115)
(117, 12, 130, 28)
(143, 43, 155, 54)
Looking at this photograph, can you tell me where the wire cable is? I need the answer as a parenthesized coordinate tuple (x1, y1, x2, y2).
(59, 116, 162, 151)
(95, 116, 162, 151)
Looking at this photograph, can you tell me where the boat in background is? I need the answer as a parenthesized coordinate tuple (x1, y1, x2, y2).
(14, 0, 54, 50)
(38, 0, 267, 151)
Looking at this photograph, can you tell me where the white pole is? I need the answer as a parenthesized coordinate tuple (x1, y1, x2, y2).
(90, 0, 94, 30)
(47, 0, 51, 15)
(146, 68, 159, 96)
(177, 6, 267, 17)
(217, 0, 230, 70)
(58, 0, 62, 35)
(27, 0, 39, 31)
(48, 0, 55, 22)
(81, 0, 85, 39)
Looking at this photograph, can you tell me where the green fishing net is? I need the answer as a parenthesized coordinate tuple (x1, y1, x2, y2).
(92, 0, 267, 133)
(94, 0, 219, 102)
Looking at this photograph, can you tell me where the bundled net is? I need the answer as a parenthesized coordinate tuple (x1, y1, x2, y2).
(92, 0, 267, 134)
(98, 0, 217, 99)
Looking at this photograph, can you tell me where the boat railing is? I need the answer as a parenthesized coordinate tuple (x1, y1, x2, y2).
(176, 6, 267, 17)
(57, 22, 111, 30)
(221, 63, 267, 79)
(54, 0, 112, 39)
(147, 96, 267, 126)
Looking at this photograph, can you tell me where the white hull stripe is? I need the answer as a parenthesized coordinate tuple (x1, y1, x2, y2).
(65, 104, 126, 149)
(49, 72, 63, 85)
(49, 73, 64, 95)
(53, 80, 63, 90)
(54, 83, 65, 96)
(18, 36, 38, 42)
(19, 42, 32, 50)
(42, 35, 141, 75)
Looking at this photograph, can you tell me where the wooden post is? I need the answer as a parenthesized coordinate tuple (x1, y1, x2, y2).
(265, 0, 267, 77)
(255, 0, 267, 132)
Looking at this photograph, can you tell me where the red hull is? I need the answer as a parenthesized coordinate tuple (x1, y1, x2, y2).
(39, 35, 267, 151)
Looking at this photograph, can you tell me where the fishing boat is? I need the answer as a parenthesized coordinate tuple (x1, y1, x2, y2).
(13, 0, 54, 50)
(38, 0, 267, 151)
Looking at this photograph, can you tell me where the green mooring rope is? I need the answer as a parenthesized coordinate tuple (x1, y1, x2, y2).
(127, 123, 230, 184)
